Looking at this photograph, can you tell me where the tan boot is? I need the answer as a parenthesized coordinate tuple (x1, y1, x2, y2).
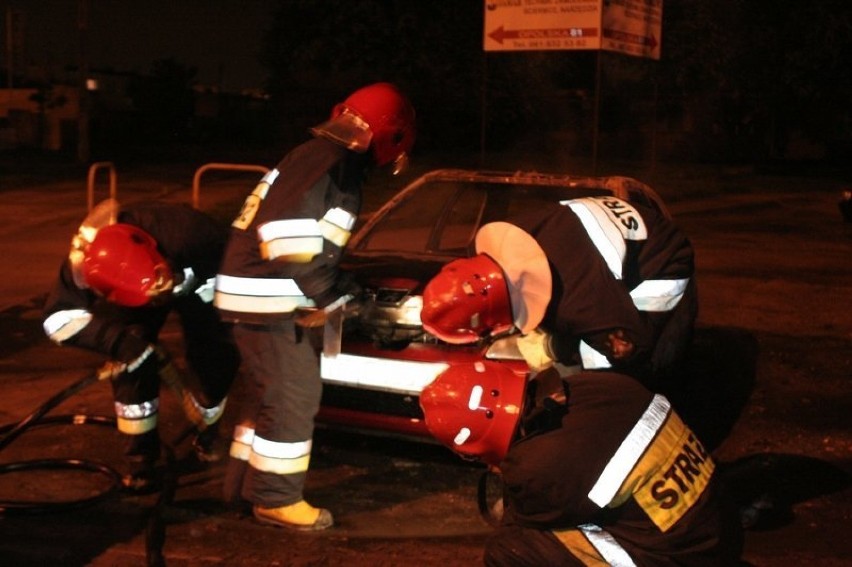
(253, 500, 334, 531)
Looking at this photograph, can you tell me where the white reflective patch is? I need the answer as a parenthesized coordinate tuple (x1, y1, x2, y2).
(587, 395, 670, 507)
(194, 277, 216, 303)
(579, 340, 612, 369)
(320, 353, 449, 395)
(215, 274, 306, 297)
(43, 309, 93, 342)
(322, 207, 356, 231)
(252, 435, 311, 460)
(114, 398, 159, 419)
(172, 267, 196, 295)
(454, 427, 472, 446)
(630, 278, 689, 312)
(578, 524, 637, 567)
(318, 218, 352, 248)
(262, 168, 280, 186)
(188, 395, 227, 424)
(233, 424, 255, 445)
(258, 218, 322, 242)
(565, 200, 627, 279)
(468, 385, 484, 410)
(214, 291, 315, 314)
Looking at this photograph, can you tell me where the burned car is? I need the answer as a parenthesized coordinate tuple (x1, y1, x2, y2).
(317, 169, 670, 439)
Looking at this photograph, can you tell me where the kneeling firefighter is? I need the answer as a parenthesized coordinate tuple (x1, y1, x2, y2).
(42, 200, 240, 492)
(420, 362, 743, 566)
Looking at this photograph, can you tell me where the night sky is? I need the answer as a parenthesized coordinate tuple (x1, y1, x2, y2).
(2, 0, 278, 92)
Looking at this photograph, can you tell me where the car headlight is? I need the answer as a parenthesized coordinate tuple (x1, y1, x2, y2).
(394, 295, 423, 326)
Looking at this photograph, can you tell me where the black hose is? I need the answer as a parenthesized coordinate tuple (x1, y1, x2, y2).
(0, 371, 123, 515)
(477, 469, 503, 528)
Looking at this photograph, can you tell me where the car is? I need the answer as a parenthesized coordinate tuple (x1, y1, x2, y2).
(317, 168, 671, 440)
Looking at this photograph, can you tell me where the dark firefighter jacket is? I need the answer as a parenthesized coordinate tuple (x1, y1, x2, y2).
(214, 137, 367, 325)
(502, 371, 736, 565)
(42, 202, 228, 357)
(511, 197, 695, 378)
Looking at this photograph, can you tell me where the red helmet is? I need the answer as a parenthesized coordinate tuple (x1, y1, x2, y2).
(313, 82, 416, 173)
(420, 361, 526, 466)
(420, 254, 514, 344)
(81, 224, 173, 307)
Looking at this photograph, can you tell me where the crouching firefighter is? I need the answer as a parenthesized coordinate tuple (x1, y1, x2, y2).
(42, 199, 240, 493)
(420, 362, 743, 566)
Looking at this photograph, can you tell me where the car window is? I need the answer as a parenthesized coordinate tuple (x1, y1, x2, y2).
(435, 184, 485, 252)
(358, 182, 463, 253)
(356, 178, 611, 255)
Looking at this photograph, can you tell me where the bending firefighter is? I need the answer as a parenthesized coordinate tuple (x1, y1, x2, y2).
(214, 82, 416, 530)
(42, 200, 240, 492)
(420, 362, 743, 565)
(421, 194, 697, 391)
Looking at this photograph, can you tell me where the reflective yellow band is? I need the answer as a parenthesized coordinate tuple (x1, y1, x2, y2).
(258, 219, 323, 262)
(116, 414, 158, 435)
(249, 435, 312, 475)
(318, 218, 351, 248)
(552, 527, 611, 567)
(229, 424, 255, 461)
(249, 452, 311, 475)
(629, 411, 715, 532)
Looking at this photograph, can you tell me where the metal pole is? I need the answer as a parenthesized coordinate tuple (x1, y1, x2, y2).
(77, 0, 90, 163)
(479, 52, 488, 168)
(5, 7, 13, 90)
(592, 50, 602, 175)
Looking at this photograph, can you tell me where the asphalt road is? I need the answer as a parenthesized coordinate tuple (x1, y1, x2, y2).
(0, 158, 850, 566)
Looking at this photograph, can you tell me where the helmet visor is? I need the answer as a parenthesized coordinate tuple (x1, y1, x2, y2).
(311, 109, 372, 153)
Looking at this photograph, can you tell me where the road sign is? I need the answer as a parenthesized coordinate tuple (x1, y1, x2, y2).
(601, 0, 662, 60)
(484, 0, 662, 60)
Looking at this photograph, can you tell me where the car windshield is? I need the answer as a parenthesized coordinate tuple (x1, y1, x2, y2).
(355, 178, 608, 256)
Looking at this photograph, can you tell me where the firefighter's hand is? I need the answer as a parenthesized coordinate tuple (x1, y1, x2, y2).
(606, 328, 635, 360)
(294, 308, 328, 328)
(516, 328, 555, 372)
(295, 294, 354, 328)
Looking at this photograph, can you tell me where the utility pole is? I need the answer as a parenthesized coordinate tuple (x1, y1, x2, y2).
(77, 0, 90, 163)
(5, 6, 13, 90)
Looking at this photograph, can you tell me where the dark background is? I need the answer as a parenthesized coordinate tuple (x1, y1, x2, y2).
(2, 0, 851, 169)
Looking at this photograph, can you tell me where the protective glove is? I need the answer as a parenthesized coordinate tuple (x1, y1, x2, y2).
(295, 294, 353, 328)
(516, 328, 555, 372)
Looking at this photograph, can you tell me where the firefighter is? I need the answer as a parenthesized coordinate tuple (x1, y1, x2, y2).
(420, 361, 743, 565)
(420, 194, 697, 391)
(42, 200, 240, 493)
(214, 82, 416, 531)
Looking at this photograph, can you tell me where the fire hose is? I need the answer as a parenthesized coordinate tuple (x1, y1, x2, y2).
(0, 349, 205, 566)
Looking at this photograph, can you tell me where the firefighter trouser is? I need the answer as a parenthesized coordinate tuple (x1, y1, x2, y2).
(108, 296, 238, 467)
(175, 293, 240, 406)
(484, 526, 589, 567)
(227, 321, 321, 508)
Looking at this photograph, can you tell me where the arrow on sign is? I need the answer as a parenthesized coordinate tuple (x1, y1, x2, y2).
(488, 26, 599, 45)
